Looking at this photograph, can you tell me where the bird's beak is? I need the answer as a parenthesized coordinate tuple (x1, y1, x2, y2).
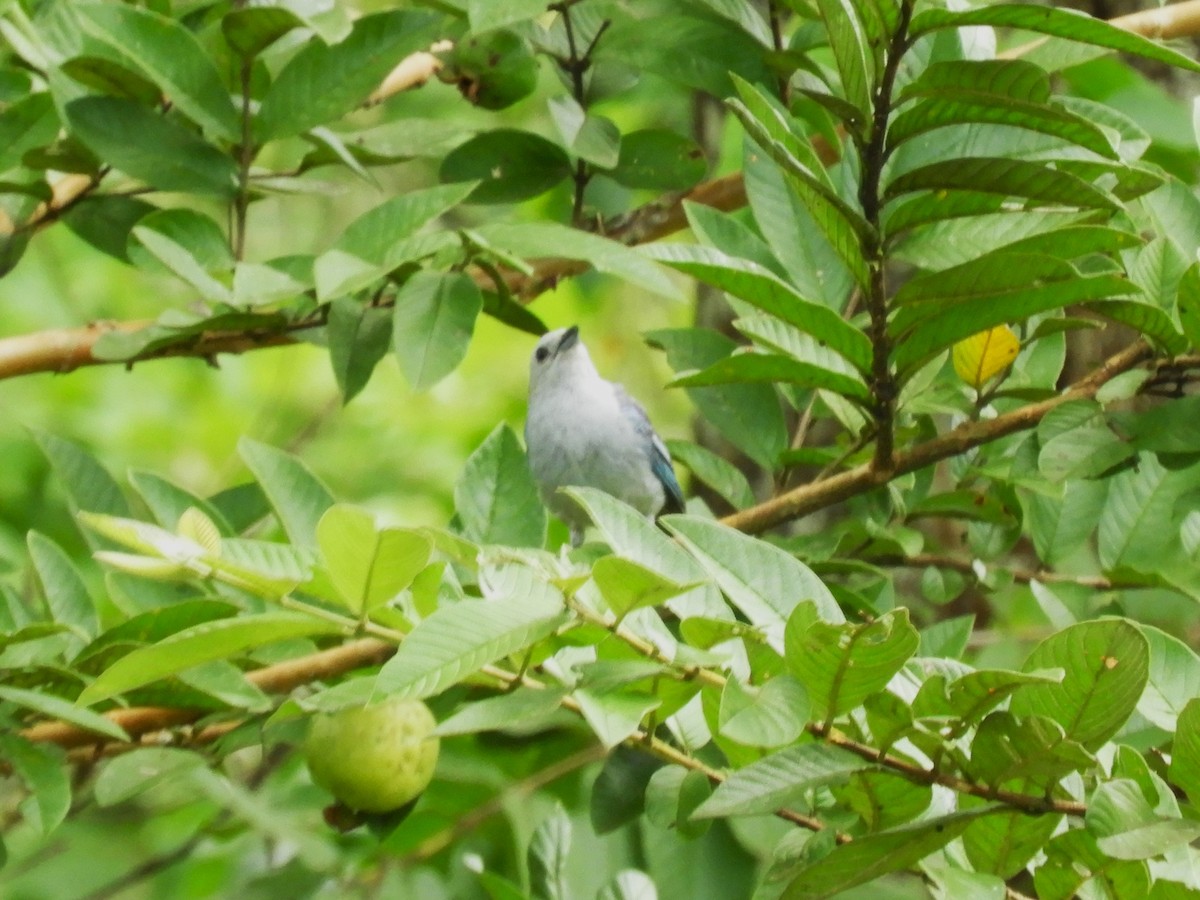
(557, 326, 580, 355)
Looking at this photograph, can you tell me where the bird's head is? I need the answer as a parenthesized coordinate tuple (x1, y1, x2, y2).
(529, 325, 596, 391)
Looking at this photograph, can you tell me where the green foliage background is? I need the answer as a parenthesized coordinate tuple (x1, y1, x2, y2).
(4, 1, 1200, 898)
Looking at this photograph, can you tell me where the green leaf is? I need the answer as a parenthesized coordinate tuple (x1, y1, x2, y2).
(130, 208, 233, 302)
(0, 734, 69, 835)
(1008, 618, 1149, 750)
(561, 488, 715, 600)
(664, 516, 842, 626)
(885, 157, 1117, 211)
(1025, 479, 1108, 566)
(665, 439, 754, 510)
(814, 0, 873, 117)
(608, 129, 706, 190)
(221, 6, 303, 58)
(434, 687, 569, 736)
(1176, 263, 1200, 349)
(574, 686, 661, 748)
(331, 182, 478, 265)
(317, 505, 431, 616)
(641, 243, 873, 372)
(910, 5, 1200, 74)
(1088, 779, 1200, 860)
(888, 93, 1117, 158)
(718, 674, 808, 747)
(595, 14, 772, 97)
(27, 531, 98, 641)
(672, 351, 870, 402)
(33, 429, 129, 518)
(962, 802, 1062, 879)
(786, 607, 919, 719)
(967, 711, 1096, 788)
(890, 260, 1138, 377)
(1089, 299, 1187, 354)
(592, 556, 702, 620)
(93, 747, 205, 806)
(548, 96, 620, 168)
(65, 96, 238, 197)
(375, 593, 565, 699)
(1098, 455, 1200, 571)
(646, 767, 712, 839)
(327, 298, 391, 403)
(76, 3, 241, 140)
(256, 10, 441, 140)
(695, 743, 868, 818)
(0, 685, 128, 741)
(440, 129, 573, 204)
(590, 747, 663, 836)
(455, 424, 545, 548)
(62, 195, 155, 264)
(237, 437, 334, 550)
(392, 271, 483, 390)
(648, 327, 786, 470)
(0, 92, 59, 172)
(1139, 625, 1200, 732)
(466, 0, 548, 31)
(529, 803, 572, 900)
(128, 470, 233, 535)
(1034, 828, 1151, 900)
(728, 100, 870, 288)
(1170, 699, 1200, 805)
(781, 807, 1003, 898)
(77, 613, 343, 706)
(472, 222, 680, 300)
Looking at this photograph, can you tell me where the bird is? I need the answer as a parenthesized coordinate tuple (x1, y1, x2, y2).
(525, 325, 685, 547)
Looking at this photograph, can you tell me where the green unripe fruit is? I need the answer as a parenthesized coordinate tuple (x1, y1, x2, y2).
(303, 697, 439, 813)
(438, 30, 539, 110)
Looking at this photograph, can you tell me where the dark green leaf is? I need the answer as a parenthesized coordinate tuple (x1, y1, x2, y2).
(327, 298, 391, 403)
(440, 129, 573, 204)
(76, 4, 241, 140)
(221, 6, 303, 58)
(648, 327, 786, 469)
(0, 93, 59, 172)
(608, 129, 706, 190)
(672, 352, 870, 403)
(65, 97, 238, 197)
(392, 271, 483, 390)
(256, 11, 441, 140)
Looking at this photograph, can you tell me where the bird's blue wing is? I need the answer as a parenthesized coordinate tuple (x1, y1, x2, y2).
(615, 386, 686, 515)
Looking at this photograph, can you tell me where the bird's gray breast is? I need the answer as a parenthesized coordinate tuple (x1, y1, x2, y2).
(526, 381, 664, 520)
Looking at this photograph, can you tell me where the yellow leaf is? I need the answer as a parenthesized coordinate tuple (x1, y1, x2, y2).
(953, 325, 1019, 389)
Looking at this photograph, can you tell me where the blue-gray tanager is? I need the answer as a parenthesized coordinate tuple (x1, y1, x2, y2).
(526, 326, 685, 547)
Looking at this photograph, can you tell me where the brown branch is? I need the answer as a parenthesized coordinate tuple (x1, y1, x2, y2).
(22, 638, 393, 751)
(719, 340, 1154, 534)
(873, 552, 1115, 590)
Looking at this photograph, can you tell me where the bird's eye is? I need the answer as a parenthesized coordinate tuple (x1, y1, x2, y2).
(535, 346, 550, 363)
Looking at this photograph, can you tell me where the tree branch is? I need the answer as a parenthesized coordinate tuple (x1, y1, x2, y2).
(719, 340, 1155, 534)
